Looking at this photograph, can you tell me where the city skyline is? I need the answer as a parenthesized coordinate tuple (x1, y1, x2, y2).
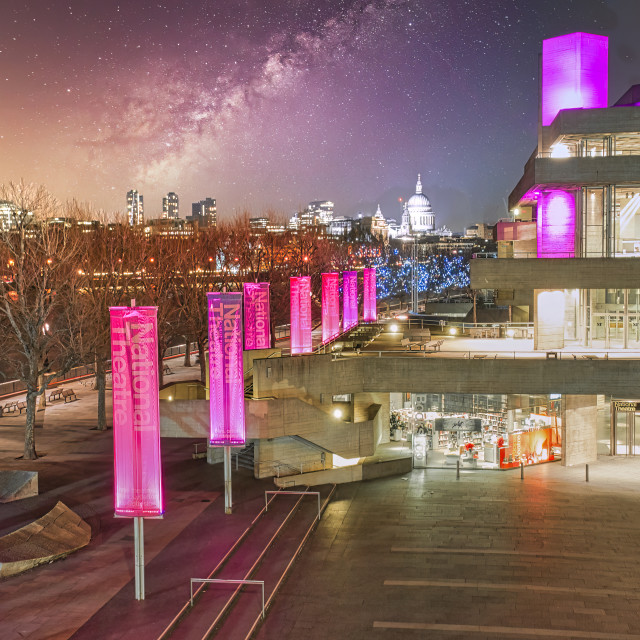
(2, 0, 639, 229)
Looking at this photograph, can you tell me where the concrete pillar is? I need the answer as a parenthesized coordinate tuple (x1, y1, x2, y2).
(562, 395, 597, 466)
(534, 289, 565, 351)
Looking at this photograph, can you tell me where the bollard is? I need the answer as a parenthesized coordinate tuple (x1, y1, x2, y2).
(586, 463, 589, 482)
(520, 461, 524, 480)
(456, 459, 460, 479)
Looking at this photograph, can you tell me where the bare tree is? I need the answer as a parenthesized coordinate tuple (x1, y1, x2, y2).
(0, 181, 84, 459)
(76, 220, 144, 430)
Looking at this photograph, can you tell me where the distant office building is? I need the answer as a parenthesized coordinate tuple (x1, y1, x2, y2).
(289, 201, 335, 229)
(189, 198, 217, 227)
(465, 223, 493, 240)
(127, 189, 144, 226)
(249, 217, 286, 234)
(328, 216, 354, 236)
(0, 201, 15, 231)
(308, 200, 334, 225)
(162, 192, 179, 219)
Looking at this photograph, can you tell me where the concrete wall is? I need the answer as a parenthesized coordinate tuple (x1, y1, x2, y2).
(161, 395, 383, 467)
(545, 107, 640, 146)
(562, 394, 598, 466)
(272, 455, 412, 487)
(510, 156, 640, 208)
(472, 257, 640, 292)
(253, 353, 640, 398)
(534, 290, 565, 351)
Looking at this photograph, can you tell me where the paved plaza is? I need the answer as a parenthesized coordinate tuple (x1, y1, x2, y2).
(2, 363, 640, 639)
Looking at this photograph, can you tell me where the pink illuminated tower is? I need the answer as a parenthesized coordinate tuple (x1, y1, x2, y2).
(537, 190, 576, 258)
(542, 32, 608, 126)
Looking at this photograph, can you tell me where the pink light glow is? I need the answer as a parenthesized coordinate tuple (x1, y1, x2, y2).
(363, 268, 377, 322)
(322, 273, 340, 343)
(542, 32, 608, 126)
(208, 292, 245, 446)
(343, 271, 358, 331)
(537, 190, 576, 258)
(110, 307, 163, 517)
(243, 282, 271, 350)
(290, 276, 312, 354)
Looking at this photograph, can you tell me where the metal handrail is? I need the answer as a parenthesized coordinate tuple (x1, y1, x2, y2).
(334, 348, 638, 360)
(189, 578, 265, 618)
(156, 491, 283, 640)
(242, 484, 337, 639)
(265, 490, 321, 520)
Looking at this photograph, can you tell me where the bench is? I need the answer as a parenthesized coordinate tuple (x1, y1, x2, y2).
(18, 401, 27, 414)
(424, 339, 444, 353)
(400, 337, 422, 351)
(62, 389, 77, 403)
(3, 401, 18, 414)
(49, 389, 63, 402)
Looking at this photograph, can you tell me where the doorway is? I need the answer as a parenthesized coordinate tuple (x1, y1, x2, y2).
(613, 409, 640, 455)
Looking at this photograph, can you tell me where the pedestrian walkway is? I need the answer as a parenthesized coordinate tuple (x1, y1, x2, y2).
(256, 458, 640, 640)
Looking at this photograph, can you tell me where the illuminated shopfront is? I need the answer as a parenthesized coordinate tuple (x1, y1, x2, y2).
(392, 393, 562, 470)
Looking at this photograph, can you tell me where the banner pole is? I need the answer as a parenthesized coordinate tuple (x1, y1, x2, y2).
(130, 298, 144, 601)
(224, 446, 232, 514)
(134, 516, 145, 600)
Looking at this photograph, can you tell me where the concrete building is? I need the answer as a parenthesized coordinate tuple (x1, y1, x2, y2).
(126, 189, 144, 226)
(189, 197, 217, 227)
(472, 31, 640, 458)
(162, 192, 179, 219)
(160, 32, 640, 484)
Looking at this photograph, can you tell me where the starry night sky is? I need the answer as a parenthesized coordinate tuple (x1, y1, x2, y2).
(2, 0, 640, 230)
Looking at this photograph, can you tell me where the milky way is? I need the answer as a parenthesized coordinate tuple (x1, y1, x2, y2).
(1, 0, 638, 228)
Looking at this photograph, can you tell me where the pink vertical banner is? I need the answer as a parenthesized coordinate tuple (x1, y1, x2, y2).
(363, 268, 377, 322)
(290, 276, 312, 354)
(243, 282, 271, 350)
(343, 271, 358, 331)
(208, 292, 245, 446)
(322, 273, 340, 343)
(110, 307, 163, 517)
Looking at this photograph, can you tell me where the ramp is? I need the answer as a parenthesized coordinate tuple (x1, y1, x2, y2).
(0, 470, 38, 503)
(0, 501, 91, 578)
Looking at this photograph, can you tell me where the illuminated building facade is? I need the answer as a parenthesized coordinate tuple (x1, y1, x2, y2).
(472, 31, 640, 457)
(126, 189, 144, 226)
(189, 197, 217, 227)
(162, 192, 179, 219)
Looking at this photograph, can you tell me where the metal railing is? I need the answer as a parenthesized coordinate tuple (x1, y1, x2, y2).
(189, 578, 265, 618)
(265, 490, 322, 521)
(332, 348, 638, 360)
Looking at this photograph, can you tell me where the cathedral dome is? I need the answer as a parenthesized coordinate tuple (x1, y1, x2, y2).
(407, 192, 431, 208)
(407, 174, 431, 209)
(401, 174, 435, 234)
